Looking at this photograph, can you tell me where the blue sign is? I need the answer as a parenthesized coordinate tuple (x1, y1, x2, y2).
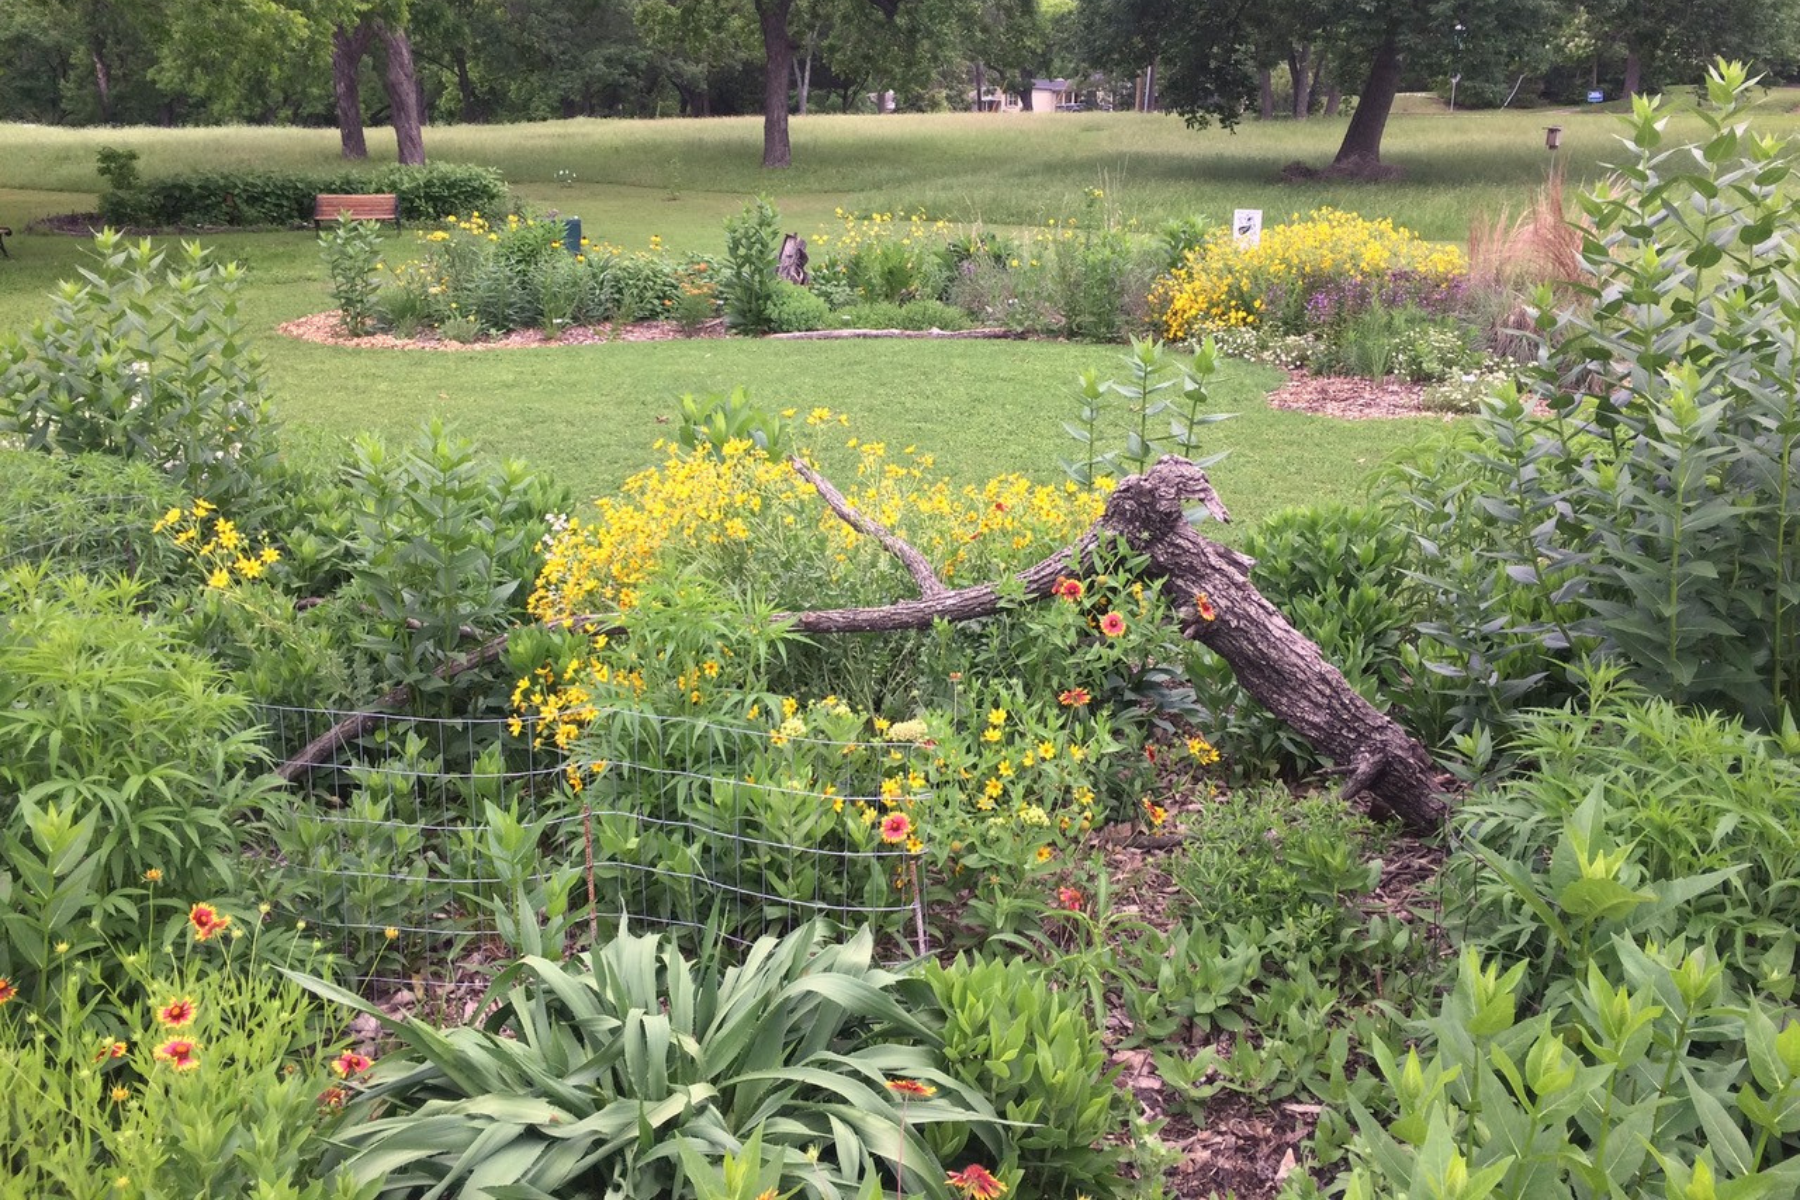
(1587, 89, 1605, 103)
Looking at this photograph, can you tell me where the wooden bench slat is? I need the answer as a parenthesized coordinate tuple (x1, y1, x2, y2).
(313, 193, 401, 231)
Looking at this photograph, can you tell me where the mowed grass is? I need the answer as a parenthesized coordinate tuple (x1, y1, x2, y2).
(3, 99, 1676, 513)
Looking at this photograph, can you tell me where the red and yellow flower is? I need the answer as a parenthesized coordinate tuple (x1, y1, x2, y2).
(1099, 612, 1126, 637)
(1057, 687, 1090, 707)
(879, 812, 913, 845)
(1052, 576, 1084, 602)
(885, 1078, 937, 1099)
(946, 1165, 1008, 1199)
(156, 997, 197, 1028)
(188, 903, 231, 942)
(1194, 591, 1217, 622)
(153, 1038, 200, 1072)
(0, 977, 15, 1005)
(331, 1050, 374, 1078)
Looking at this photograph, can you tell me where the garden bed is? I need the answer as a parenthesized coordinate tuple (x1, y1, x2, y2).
(278, 309, 729, 349)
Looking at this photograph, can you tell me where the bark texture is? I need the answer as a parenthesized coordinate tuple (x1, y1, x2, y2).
(332, 22, 375, 160)
(286, 456, 1448, 828)
(1334, 31, 1401, 165)
(378, 22, 426, 165)
(1622, 47, 1642, 99)
(757, 0, 794, 168)
(784, 456, 1447, 828)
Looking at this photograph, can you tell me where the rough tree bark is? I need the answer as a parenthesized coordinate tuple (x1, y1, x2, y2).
(756, 0, 795, 168)
(378, 22, 426, 165)
(332, 21, 375, 160)
(1622, 46, 1642, 99)
(1258, 67, 1275, 120)
(280, 457, 1449, 829)
(1334, 29, 1401, 165)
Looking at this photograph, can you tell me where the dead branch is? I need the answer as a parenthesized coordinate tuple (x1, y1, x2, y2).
(282, 456, 1448, 828)
(790, 455, 947, 597)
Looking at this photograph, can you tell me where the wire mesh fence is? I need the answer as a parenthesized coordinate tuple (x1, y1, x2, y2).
(254, 701, 931, 987)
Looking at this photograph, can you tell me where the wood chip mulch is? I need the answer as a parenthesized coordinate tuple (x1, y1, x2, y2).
(1265, 368, 1453, 420)
(277, 310, 727, 351)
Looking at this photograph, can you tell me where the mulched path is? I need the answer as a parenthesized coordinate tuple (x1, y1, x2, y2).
(278, 310, 727, 349)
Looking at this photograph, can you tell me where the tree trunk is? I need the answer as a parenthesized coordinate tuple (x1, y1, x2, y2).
(378, 22, 426, 165)
(1622, 45, 1642, 98)
(1334, 30, 1400, 165)
(91, 47, 113, 123)
(454, 48, 479, 122)
(332, 21, 374, 160)
(973, 60, 985, 111)
(794, 37, 813, 115)
(1258, 67, 1275, 119)
(757, 0, 795, 168)
(1291, 44, 1314, 118)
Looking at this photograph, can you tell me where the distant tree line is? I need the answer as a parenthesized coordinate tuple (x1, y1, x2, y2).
(3, 0, 1795, 170)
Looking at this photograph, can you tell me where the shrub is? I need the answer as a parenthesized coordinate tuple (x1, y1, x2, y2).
(0, 231, 280, 511)
(835, 299, 971, 331)
(721, 195, 782, 334)
(1400, 63, 1800, 725)
(766, 279, 830, 332)
(99, 162, 508, 228)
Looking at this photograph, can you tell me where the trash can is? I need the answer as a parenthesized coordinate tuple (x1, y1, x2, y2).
(563, 217, 582, 255)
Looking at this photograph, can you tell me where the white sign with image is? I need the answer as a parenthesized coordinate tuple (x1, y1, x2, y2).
(1233, 208, 1263, 247)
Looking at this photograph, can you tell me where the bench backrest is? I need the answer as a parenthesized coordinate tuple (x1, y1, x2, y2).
(314, 194, 400, 221)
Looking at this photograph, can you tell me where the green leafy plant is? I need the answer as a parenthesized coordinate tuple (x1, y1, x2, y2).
(676, 388, 796, 459)
(767, 279, 830, 332)
(0, 231, 281, 509)
(295, 922, 1011, 1200)
(919, 952, 1130, 1199)
(722, 196, 783, 335)
(320, 215, 385, 337)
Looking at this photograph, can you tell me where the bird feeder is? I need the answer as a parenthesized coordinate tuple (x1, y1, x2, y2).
(1544, 125, 1563, 151)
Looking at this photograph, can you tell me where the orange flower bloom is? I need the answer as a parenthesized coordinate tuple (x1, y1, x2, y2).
(1057, 687, 1091, 707)
(331, 1050, 374, 1078)
(879, 812, 912, 844)
(946, 1165, 1008, 1199)
(188, 903, 230, 942)
(1057, 886, 1085, 911)
(153, 1038, 200, 1072)
(316, 1085, 350, 1110)
(95, 1039, 129, 1061)
(0, 977, 15, 1005)
(886, 1078, 937, 1098)
(1052, 576, 1084, 602)
(156, 997, 197, 1028)
(1194, 592, 1217, 622)
(1142, 800, 1168, 828)
(1099, 612, 1125, 637)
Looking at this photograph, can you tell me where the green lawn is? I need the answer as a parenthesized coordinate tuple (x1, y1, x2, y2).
(7, 100, 1641, 514)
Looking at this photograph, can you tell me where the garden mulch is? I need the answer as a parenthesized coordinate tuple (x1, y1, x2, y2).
(277, 310, 728, 349)
(1264, 368, 1451, 420)
(1095, 773, 1449, 1199)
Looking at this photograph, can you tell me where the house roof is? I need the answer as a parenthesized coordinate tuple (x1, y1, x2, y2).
(1032, 78, 1070, 91)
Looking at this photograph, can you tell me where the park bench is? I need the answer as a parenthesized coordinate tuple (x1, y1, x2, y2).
(312, 194, 401, 231)
(0, 225, 12, 258)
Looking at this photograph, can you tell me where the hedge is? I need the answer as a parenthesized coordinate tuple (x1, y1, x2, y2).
(99, 163, 510, 229)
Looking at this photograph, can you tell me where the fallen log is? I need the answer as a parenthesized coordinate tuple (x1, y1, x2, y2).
(279, 455, 1449, 828)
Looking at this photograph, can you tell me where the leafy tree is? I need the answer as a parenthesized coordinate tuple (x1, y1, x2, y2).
(1080, 0, 1554, 166)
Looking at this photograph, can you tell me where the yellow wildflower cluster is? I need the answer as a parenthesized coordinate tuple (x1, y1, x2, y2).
(1149, 207, 1467, 339)
(152, 501, 280, 589)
